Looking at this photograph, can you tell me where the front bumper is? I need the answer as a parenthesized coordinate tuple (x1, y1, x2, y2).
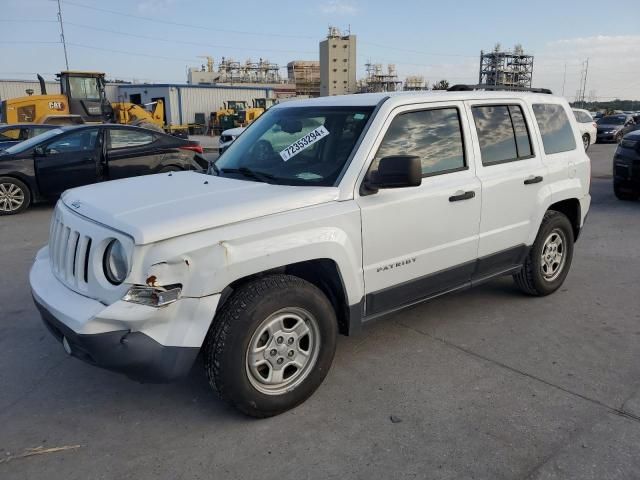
(30, 247, 220, 382)
(613, 150, 640, 189)
(597, 132, 618, 142)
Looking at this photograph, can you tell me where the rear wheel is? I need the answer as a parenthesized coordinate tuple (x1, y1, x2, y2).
(582, 134, 590, 151)
(513, 211, 574, 296)
(615, 131, 624, 143)
(0, 177, 30, 215)
(203, 274, 337, 417)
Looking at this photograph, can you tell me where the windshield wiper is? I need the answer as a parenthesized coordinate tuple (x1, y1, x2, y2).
(220, 167, 276, 184)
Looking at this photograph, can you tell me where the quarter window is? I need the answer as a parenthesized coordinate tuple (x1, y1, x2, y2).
(372, 108, 466, 176)
(108, 129, 155, 149)
(472, 105, 533, 165)
(532, 104, 576, 154)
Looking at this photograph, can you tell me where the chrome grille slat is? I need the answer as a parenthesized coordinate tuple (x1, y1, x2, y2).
(74, 235, 90, 285)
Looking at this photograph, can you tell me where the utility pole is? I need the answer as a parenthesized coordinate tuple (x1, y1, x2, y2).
(561, 62, 567, 97)
(56, 0, 70, 70)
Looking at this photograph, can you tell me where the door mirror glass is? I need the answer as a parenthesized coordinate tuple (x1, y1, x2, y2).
(366, 155, 422, 192)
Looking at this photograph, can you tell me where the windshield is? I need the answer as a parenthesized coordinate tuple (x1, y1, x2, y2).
(214, 106, 373, 186)
(2, 128, 64, 154)
(598, 116, 625, 125)
(68, 76, 101, 100)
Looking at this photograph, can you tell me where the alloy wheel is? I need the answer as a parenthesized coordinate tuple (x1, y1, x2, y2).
(245, 307, 320, 395)
(0, 182, 25, 213)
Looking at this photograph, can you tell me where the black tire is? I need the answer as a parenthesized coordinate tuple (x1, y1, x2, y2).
(582, 134, 590, 151)
(615, 131, 623, 143)
(0, 176, 31, 215)
(203, 274, 338, 417)
(614, 182, 638, 201)
(513, 211, 575, 296)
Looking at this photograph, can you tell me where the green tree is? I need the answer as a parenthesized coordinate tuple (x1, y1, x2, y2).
(431, 80, 450, 91)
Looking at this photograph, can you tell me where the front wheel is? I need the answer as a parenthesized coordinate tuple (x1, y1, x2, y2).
(203, 274, 337, 417)
(513, 211, 575, 296)
(615, 131, 624, 143)
(582, 134, 590, 151)
(0, 177, 31, 215)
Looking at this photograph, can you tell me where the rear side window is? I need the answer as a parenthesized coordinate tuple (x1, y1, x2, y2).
(108, 129, 155, 149)
(472, 105, 533, 165)
(573, 110, 593, 123)
(532, 104, 576, 154)
(372, 107, 466, 176)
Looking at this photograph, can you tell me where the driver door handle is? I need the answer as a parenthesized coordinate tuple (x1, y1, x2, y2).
(524, 175, 543, 185)
(449, 190, 475, 202)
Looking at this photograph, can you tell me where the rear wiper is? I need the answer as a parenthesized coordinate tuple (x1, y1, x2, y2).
(220, 167, 276, 183)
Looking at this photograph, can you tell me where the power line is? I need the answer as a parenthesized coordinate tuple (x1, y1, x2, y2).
(63, 0, 317, 40)
(63, 21, 316, 56)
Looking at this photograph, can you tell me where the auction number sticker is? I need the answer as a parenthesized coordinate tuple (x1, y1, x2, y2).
(279, 126, 329, 161)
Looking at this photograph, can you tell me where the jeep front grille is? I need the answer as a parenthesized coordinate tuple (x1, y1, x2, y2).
(49, 214, 93, 289)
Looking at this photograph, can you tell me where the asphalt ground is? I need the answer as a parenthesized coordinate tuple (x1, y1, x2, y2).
(1, 142, 639, 480)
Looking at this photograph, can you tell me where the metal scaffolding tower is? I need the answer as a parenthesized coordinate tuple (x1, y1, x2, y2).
(478, 44, 534, 89)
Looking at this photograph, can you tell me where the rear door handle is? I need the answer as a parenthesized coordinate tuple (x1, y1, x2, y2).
(524, 175, 543, 185)
(449, 190, 475, 202)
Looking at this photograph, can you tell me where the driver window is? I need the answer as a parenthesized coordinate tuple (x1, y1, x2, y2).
(47, 129, 99, 154)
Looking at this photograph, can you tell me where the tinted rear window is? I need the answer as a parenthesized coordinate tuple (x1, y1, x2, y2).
(532, 104, 576, 154)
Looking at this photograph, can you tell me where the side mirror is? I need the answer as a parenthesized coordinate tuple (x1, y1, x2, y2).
(363, 155, 422, 194)
(33, 146, 47, 157)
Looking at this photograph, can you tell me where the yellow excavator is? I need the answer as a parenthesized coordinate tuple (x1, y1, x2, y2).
(0, 71, 187, 135)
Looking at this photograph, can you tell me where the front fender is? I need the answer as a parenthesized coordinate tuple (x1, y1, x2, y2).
(128, 201, 364, 306)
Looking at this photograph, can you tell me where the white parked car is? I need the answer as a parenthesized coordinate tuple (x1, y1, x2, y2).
(218, 126, 245, 155)
(31, 89, 591, 417)
(572, 108, 597, 151)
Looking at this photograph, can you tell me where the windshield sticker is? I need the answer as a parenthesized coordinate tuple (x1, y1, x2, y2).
(279, 126, 329, 161)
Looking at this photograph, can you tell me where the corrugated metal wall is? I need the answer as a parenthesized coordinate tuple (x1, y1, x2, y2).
(116, 86, 180, 125)
(178, 86, 272, 124)
(1, 80, 122, 102)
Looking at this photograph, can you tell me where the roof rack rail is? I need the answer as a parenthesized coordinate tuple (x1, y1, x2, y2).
(447, 84, 553, 95)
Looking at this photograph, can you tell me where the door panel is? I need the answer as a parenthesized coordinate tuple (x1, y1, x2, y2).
(467, 101, 548, 258)
(35, 128, 101, 197)
(357, 102, 481, 316)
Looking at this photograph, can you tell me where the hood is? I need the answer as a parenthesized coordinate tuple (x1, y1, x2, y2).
(221, 127, 245, 137)
(597, 124, 622, 131)
(62, 172, 339, 244)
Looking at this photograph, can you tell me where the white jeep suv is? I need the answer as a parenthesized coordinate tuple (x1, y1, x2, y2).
(31, 89, 591, 417)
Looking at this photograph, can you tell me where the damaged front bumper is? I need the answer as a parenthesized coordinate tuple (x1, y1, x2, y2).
(30, 246, 220, 382)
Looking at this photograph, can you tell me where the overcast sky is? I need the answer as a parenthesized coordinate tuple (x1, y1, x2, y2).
(2, 0, 639, 101)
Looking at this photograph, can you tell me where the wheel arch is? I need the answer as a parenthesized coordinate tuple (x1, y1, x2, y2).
(219, 258, 354, 336)
(548, 198, 581, 241)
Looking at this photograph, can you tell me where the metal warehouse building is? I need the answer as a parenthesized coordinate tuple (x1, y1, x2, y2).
(115, 84, 275, 126)
(0, 79, 120, 102)
(1, 79, 275, 127)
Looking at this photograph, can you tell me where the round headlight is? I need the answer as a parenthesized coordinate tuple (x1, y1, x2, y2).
(103, 239, 128, 285)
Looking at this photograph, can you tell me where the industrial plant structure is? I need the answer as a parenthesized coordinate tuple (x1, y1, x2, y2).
(319, 27, 357, 96)
(187, 57, 284, 85)
(478, 44, 534, 89)
(359, 63, 403, 93)
(287, 61, 321, 97)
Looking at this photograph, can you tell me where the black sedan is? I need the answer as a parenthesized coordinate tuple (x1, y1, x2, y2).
(596, 114, 636, 143)
(0, 124, 59, 151)
(613, 130, 640, 200)
(0, 124, 206, 215)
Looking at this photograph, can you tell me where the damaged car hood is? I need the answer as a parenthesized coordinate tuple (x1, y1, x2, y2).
(62, 172, 340, 244)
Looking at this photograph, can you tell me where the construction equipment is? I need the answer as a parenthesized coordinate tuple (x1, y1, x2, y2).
(244, 98, 277, 123)
(0, 71, 187, 135)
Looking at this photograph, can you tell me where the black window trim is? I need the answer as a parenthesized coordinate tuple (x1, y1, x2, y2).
(471, 102, 536, 167)
(370, 104, 469, 180)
